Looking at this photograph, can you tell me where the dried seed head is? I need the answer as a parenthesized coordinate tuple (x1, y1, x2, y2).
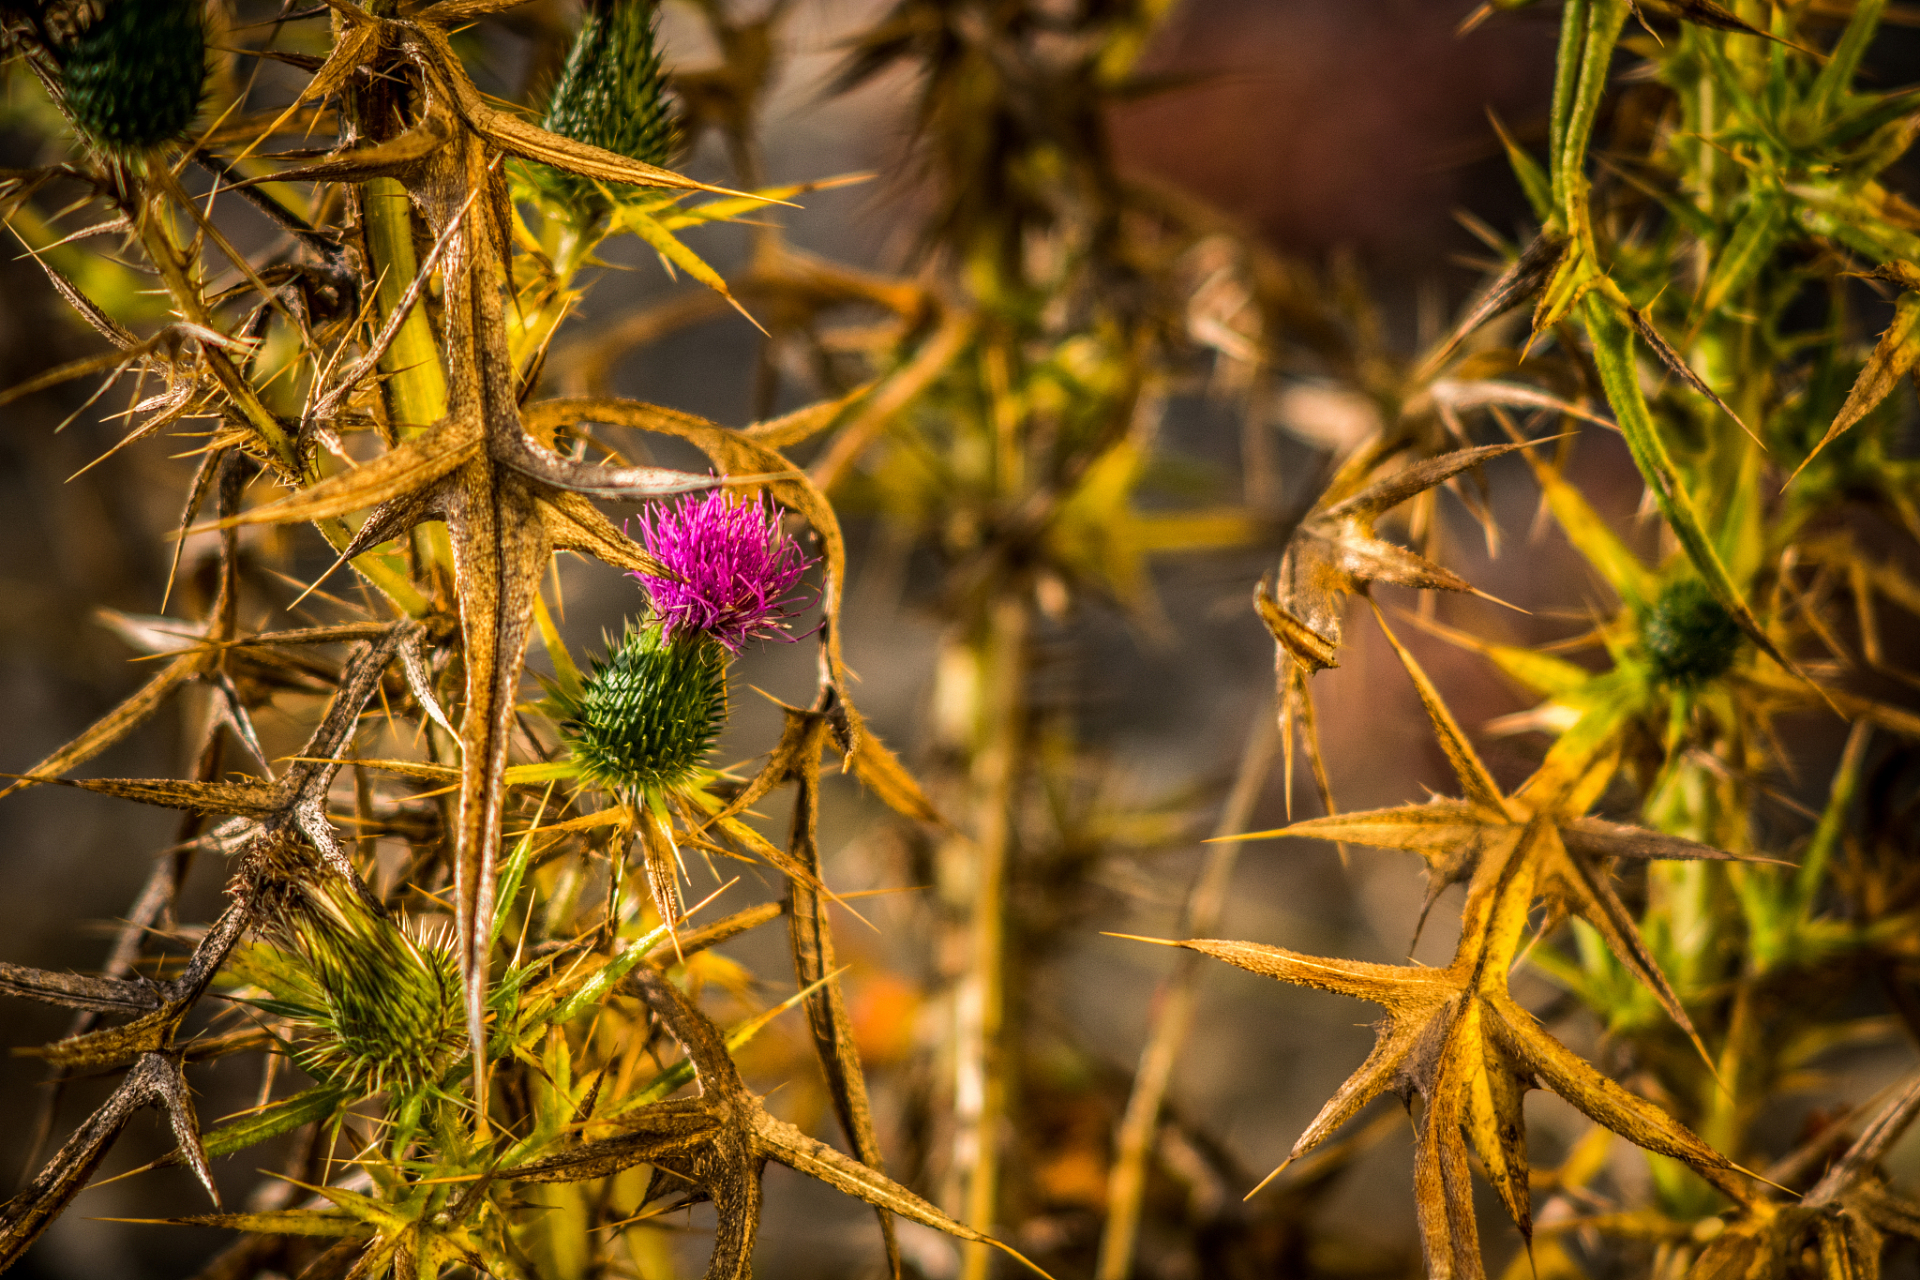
(553, 624, 728, 794)
(276, 881, 461, 1098)
(632, 491, 814, 652)
(540, 0, 678, 210)
(56, 0, 207, 152)
(1642, 577, 1742, 687)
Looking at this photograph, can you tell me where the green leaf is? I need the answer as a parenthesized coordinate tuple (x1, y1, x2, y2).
(1581, 295, 1796, 675)
(201, 1086, 350, 1159)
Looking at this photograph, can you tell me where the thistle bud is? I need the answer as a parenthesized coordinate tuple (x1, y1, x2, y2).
(56, 0, 207, 153)
(554, 625, 728, 794)
(275, 881, 461, 1098)
(1641, 577, 1742, 688)
(540, 0, 678, 210)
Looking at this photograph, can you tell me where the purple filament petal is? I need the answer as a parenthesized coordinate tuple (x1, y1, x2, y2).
(630, 490, 814, 651)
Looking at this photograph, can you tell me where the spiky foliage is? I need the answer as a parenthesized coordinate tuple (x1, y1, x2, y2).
(553, 625, 728, 792)
(0, 1, 1917, 1279)
(1155, 3, 1920, 1278)
(0, 1, 990, 1275)
(256, 880, 461, 1098)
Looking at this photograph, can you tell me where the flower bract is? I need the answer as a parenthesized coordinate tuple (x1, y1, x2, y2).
(57, 0, 206, 152)
(552, 624, 729, 794)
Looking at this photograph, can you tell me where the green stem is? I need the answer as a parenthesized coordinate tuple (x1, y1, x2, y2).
(949, 593, 1028, 1280)
(1557, 0, 1630, 242)
(363, 176, 449, 432)
(360, 177, 456, 590)
(1548, 0, 1591, 213)
(1808, 0, 1884, 120)
(1582, 294, 1776, 661)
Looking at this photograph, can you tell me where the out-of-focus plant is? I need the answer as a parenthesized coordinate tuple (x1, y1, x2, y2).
(2, 0, 1919, 1278)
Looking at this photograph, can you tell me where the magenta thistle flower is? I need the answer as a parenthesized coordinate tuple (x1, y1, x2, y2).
(631, 491, 814, 651)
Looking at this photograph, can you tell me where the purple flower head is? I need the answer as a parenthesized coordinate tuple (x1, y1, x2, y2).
(631, 490, 814, 651)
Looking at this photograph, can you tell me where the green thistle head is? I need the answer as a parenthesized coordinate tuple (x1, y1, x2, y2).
(539, 0, 679, 213)
(274, 882, 461, 1098)
(1641, 577, 1743, 688)
(56, 0, 207, 153)
(552, 624, 727, 794)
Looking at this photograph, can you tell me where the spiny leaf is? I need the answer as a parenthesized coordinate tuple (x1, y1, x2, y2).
(0, 1053, 211, 1268)
(0, 656, 197, 800)
(140, 1210, 370, 1238)
(1264, 439, 1541, 675)
(1417, 230, 1566, 378)
(405, 25, 773, 204)
(1793, 291, 1920, 482)
(828, 699, 942, 826)
(205, 429, 478, 533)
(1368, 604, 1509, 816)
(1623, 303, 1763, 449)
(0, 964, 159, 1014)
(8, 776, 283, 816)
(615, 203, 765, 334)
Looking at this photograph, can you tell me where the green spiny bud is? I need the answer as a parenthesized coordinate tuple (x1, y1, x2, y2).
(279, 882, 460, 1098)
(57, 0, 207, 152)
(540, 0, 679, 210)
(553, 624, 727, 794)
(1641, 577, 1742, 687)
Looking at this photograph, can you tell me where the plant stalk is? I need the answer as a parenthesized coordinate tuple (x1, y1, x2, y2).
(950, 591, 1029, 1280)
(363, 175, 449, 432)
(1096, 700, 1278, 1280)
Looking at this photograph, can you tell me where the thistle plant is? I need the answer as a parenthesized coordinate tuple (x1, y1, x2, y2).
(0, 0, 1044, 1274)
(549, 488, 817, 801)
(247, 877, 462, 1100)
(1131, 4, 1920, 1278)
(552, 623, 730, 795)
(0, 1, 1915, 1279)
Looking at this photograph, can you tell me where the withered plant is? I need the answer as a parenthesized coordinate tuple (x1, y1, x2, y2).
(0, 1, 1917, 1279)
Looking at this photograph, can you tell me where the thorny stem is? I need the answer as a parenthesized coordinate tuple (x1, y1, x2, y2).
(945, 591, 1029, 1280)
(1095, 700, 1278, 1280)
(135, 196, 299, 473)
(354, 137, 453, 602)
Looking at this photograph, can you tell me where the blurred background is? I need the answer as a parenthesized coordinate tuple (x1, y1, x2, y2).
(0, 1, 1906, 1277)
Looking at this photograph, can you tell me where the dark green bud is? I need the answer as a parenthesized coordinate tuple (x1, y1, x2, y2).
(1642, 577, 1742, 687)
(281, 883, 460, 1098)
(57, 0, 207, 152)
(554, 624, 727, 794)
(540, 0, 678, 211)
